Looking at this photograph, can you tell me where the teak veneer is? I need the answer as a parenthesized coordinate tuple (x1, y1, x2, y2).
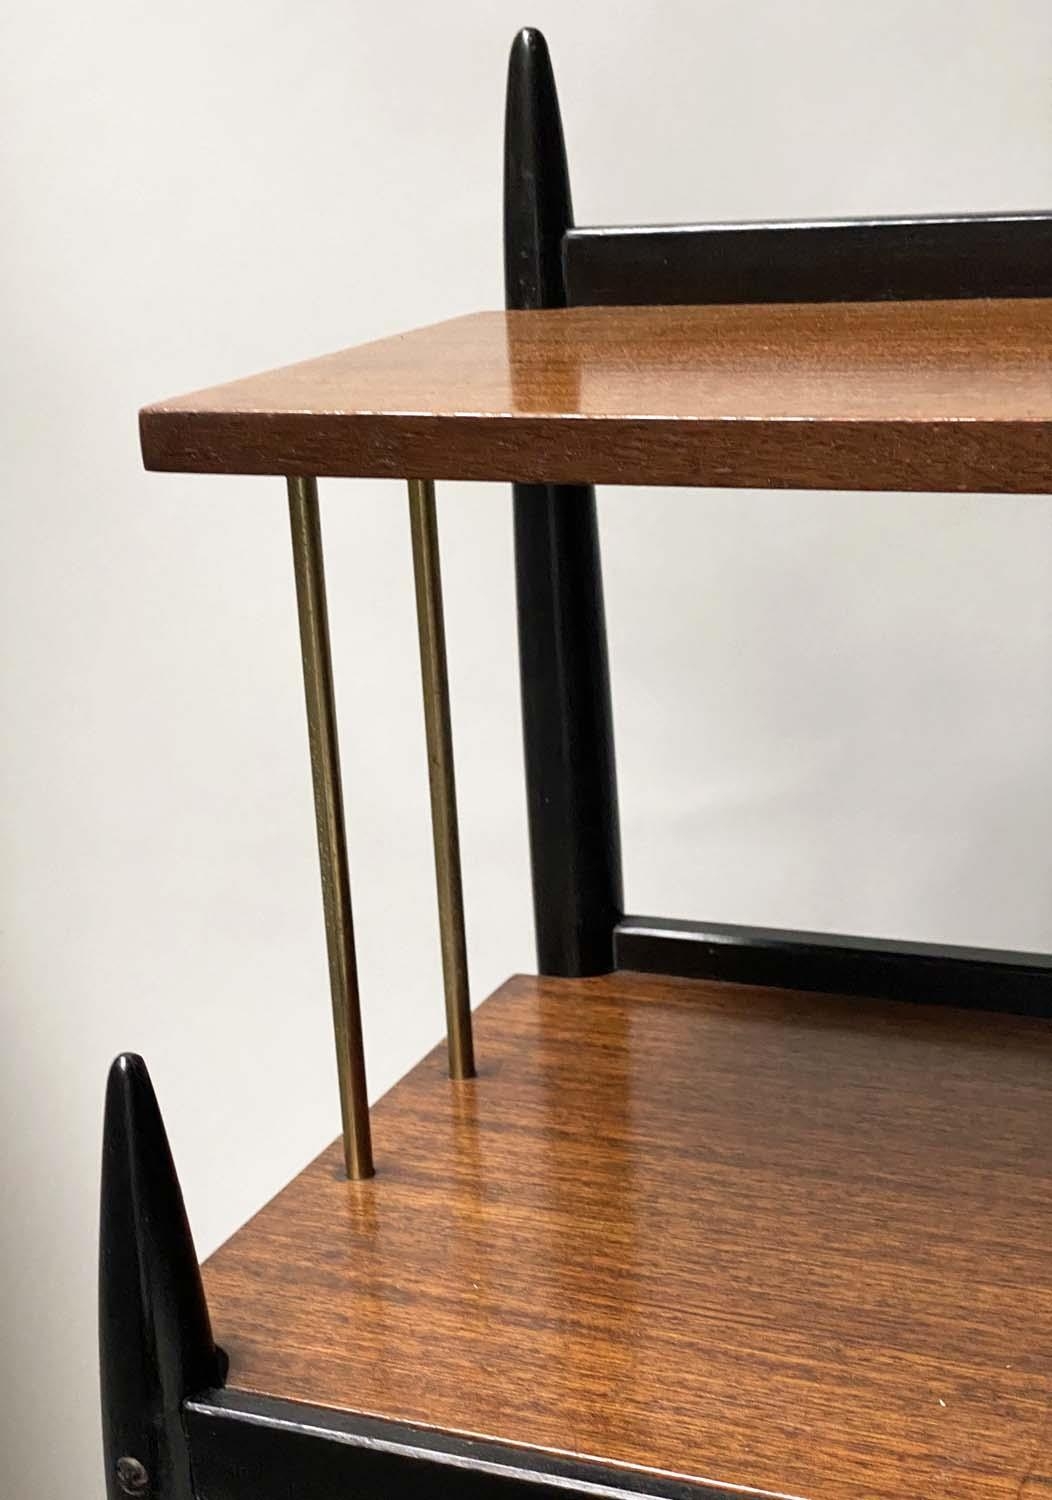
(140, 300, 1052, 493)
(203, 971, 1052, 1500)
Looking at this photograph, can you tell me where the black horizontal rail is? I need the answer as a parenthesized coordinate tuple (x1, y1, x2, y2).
(185, 1389, 722, 1500)
(564, 210, 1052, 306)
(615, 915, 1052, 1016)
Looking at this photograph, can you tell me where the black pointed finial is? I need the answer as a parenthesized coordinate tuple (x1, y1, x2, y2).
(502, 28, 623, 976)
(504, 27, 574, 309)
(99, 1054, 222, 1500)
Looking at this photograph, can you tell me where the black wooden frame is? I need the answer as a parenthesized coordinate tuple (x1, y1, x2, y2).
(504, 28, 623, 977)
(504, 27, 1052, 1006)
(185, 1389, 722, 1500)
(99, 1055, 225, 1500)
(615, 917, 1052, 1016)
(564, 212, 1052, 307)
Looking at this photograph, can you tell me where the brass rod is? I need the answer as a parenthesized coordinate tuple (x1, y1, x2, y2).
(407, 478, 475, 1080)
(287, 476, 374, 1179)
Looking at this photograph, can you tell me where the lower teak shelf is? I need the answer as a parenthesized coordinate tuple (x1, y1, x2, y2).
(193, 971, 1052, 1500)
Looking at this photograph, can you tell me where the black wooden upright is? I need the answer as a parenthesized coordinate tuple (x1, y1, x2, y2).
(503, 27, 623, 976)
(99, 1054, 224, 1500)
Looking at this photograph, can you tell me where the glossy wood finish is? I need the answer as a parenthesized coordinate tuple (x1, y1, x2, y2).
(565, 212, 1052, 307)
(504, 27, 622, 976)
(616, 915, 1052, 1014)
(140, 301, 1052, 493)
(203, 971, 1052, 1500)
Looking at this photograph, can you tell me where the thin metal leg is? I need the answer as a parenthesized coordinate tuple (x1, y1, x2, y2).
(407, 479, 475, 1080)
(287, 476, 374, 1179)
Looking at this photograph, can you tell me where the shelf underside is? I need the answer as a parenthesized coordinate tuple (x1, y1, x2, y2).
(203, 970, 1052, 1500)
(141, 301, 1052, 492)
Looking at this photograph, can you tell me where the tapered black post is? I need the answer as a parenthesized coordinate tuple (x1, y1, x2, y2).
(504, 27, 623, 976)
(99, 1054, 224, 1500)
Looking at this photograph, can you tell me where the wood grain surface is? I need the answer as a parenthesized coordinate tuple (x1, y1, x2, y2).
(203, 971, 1052, 1500)
(140, 302, 1052, 493)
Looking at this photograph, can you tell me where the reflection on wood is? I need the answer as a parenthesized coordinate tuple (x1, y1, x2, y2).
(203, 970, 1052, 1500)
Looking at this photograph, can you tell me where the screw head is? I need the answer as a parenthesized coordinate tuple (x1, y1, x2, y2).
(115, 1456, 150, 1495)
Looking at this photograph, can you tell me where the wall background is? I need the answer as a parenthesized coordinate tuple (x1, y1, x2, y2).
(3, 3, 1051, 1493)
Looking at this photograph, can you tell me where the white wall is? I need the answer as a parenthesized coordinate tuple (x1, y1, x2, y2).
(2, 2, 1051, 1493)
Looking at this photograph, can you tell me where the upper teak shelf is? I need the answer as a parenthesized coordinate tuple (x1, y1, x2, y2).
(140, 301, 1052, 493)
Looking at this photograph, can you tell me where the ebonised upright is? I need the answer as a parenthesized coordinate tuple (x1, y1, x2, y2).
(99, 1055, 224, 1500)
(504, 28, 623, 977)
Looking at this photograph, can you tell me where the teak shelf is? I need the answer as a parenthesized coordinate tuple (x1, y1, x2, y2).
(141, 300, 1052, 493)
(101, 24, 1052, 1500)
(201, 974, 1052, 1500)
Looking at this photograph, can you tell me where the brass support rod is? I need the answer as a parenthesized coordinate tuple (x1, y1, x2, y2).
(287, 476, 374, 1179)
(407, 479, 475, 1080)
